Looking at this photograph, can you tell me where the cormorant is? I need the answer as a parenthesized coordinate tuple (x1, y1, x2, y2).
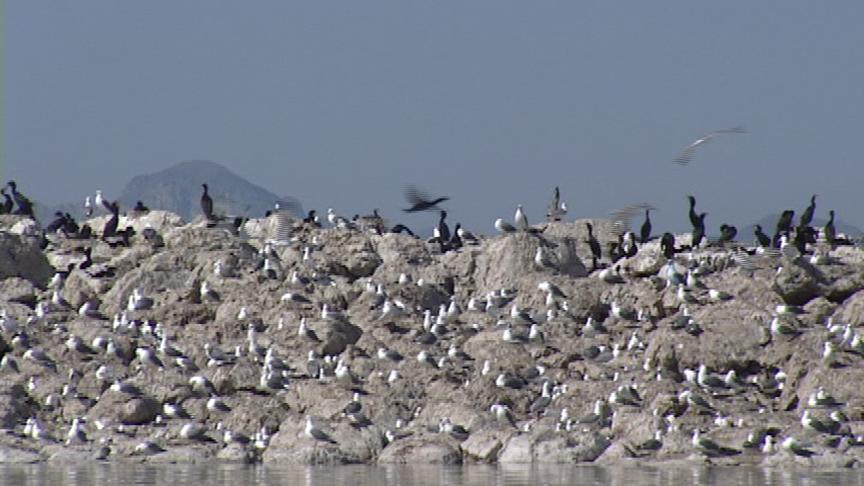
(201, 184, 214, 221)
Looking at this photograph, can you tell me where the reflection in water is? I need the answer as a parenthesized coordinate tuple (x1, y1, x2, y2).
(0, 464, 860, 486)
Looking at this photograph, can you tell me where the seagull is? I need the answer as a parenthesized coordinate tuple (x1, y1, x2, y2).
(305, 416, 337, 443)
(673, 126, 747, 165)
(514, 205, 529, 231)
(495, 218, 517, 233)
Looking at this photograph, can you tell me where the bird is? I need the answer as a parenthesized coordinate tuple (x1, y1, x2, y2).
(200, 184, 214, 221)
(800, 194, 817, 227)
(586, 223, 601, 269)
(403, 186, 449, 212)
(686, 196, 701, 228)
(754, 225, 771, 247)
(824, 210, 836, 247)
(514, 205, 529, 231)
(102, 202, 119, 239)
(0, 188, 14, 214)
(691, 429, 740, 456)
(718, 224, 737, 243)
(640, 209, 652, 243)
(672, 126, 747, 165)
(436, 211, 451, 243)
(6, 181, 34, 217)
(66, 417, 87, 445)
(546, 187, 567, 222)
(94, 190, 113, 213)
(495, 218, 516, 233)
(305, 416, 337, 443)
(691, 213, 707, 247)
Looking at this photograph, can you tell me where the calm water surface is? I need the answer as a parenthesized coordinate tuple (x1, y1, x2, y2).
(0, 464, 859, 486)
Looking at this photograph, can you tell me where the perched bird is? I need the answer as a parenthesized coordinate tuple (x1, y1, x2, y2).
(586, 223, 601, 269)
(201, 184, 214, 221)
(754, 225, 771, 247)
(514, 205, 529, 231)
(673, 126, 747, 165)
(800, 194, 817, 228)
(718, 224, 737, 243)
(6, 181, 34, 217)
(436, 211, 451, 243)
(546, 187, 567, 222)
(305, 416, 337, 443)
(640, 209, 652, 243)
(495, 218, 516, 234)
(824, 210, 836, 247)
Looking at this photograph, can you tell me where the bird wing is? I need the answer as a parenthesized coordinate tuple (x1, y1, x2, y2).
(609, 203, 656, 235)
(713, 126, 747, 134)
(404, 185, 428, 206)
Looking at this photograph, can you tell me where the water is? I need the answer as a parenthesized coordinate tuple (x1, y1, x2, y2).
(0, 464, 860, 486)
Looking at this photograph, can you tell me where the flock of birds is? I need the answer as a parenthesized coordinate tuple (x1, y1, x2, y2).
(1, 150, 863, 464)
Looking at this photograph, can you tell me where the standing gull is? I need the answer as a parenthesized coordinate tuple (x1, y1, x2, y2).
(514, 205, 529, 231)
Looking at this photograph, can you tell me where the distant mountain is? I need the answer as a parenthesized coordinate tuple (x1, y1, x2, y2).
(752, 213, 862, 237)
(31, 160, 302, 224)
(115, 160, 302, 222)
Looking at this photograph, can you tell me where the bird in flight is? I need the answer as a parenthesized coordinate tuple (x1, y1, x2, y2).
(403, 185, 449, 213)
(673, 126, 747, 165)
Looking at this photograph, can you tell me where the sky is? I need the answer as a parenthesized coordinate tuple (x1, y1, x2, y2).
(5, 1, 864, 235)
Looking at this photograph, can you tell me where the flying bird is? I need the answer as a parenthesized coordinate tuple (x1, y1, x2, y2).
(403, 186, 449, 213)
(673, 126, 747, 165)
(609, 203, 656, 236)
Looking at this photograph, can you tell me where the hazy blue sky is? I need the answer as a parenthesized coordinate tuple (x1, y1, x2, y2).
(5, 1, 864, 234)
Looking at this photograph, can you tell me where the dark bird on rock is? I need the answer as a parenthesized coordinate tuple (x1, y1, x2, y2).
(774, 210, 794, 247)
(6, 181, 34, 217)
(691, 213, 707, 247)
(586, 222, 601, 269)
(0, 188, 13, 214)
(754, 225, 771, 247)
(201, 184, 214, 221)
(640, 209, 652, 243)
(800, 194, 817, 228)
(303, 210, 321, 227)
(661, 233, 676, 259)
(824, 210, 836, 247)
(403, 186, 449, 213)
(687, 196, 701, 229)
(102, 202, 120, 239)
(132, 201, 149, 213)
(718, 224, 737, 243)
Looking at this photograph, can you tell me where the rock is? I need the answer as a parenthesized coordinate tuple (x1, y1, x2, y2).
(263, 414, 386, 465)
(0, 384, 33, 430)
(121, 397, 160, 425)
(0, 278, 37, 307)
(474, 232, 586, 292)
(216, 443, 253, 463)
(0, 446, 42, 464)
(460, 428, 513, 462)
(0, 232, 53, 286)
(498, 430, 610, 464)
(772, 263, 822, 306)
(377, 436, 463, 464)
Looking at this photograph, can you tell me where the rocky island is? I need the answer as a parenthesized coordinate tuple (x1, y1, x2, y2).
(2, 204, 864, 468)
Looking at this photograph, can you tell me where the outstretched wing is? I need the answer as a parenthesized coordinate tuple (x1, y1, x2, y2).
(610, 203, 656, 235)
(404, 185, 428, 206)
